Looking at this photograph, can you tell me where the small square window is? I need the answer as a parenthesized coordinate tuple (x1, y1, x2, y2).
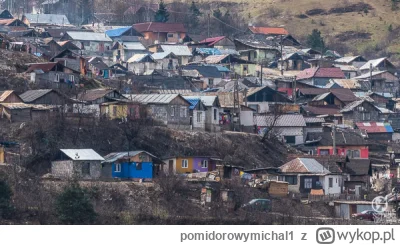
(201, 160, 208, 168)
(136, 162, 142, 170)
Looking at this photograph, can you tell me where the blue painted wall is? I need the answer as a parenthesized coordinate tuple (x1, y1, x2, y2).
(112, 162, 153, 179)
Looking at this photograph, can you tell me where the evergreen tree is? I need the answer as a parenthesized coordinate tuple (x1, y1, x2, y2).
(307, 29, 325, 52)
(0, 180, 15, 219)
(55, 182, 96, 225)
(189, 1, 202, 31)
(155, 0, 170, 23)
(213, 8, 222, 19)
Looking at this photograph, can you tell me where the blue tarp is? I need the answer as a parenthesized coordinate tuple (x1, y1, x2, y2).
(195, 48, 222, 55)
(105, 27, 131, 38)
(185, 98, 200, 110)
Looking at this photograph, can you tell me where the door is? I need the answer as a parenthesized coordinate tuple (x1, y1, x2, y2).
(168, 160, 173, 174)
(355, 185, 361, 196)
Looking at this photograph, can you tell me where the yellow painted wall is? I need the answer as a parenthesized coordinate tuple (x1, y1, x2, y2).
(103, 104, 128, 120)
(176, 157, 193, 173)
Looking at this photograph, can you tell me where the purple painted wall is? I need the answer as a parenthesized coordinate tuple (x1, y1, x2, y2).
(193, 157, 216, 173)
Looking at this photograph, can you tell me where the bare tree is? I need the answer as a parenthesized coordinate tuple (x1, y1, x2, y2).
(260, 104, 285, 143)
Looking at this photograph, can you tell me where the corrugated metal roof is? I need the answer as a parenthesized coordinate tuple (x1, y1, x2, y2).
(151, 52, 175, 60)
(160, 45, 192, 56)
(102, 151, 156, 163)
(124, 94, 185, 104)
(20, 89, 53, 103)
(203, 54, 229, 64)
(76, 89, 116, 102)
(280, 158, 330, 174)
(312, 92, 331, 101)
(127, 53, 153, 63)
(199, 36, 225, 46)
(330, 79, 360, 89)
(66, 31, 112, 42)
(60, 149, 105, 161)
(304, 117, 325, 123)
(105, 26, 131, 37)
(122, 42, 146, 50)
(355, 122, 394, 133)
(353, 70, 387, 80)
(340, 99, 370, 113)
(279, 127, 303, 136)
(156, 89, 192, 94)
(334, 56, 362, 64)
(254, 114, 306, 127)
(359, 57, 387, 70)
(24, 14, 70, 25)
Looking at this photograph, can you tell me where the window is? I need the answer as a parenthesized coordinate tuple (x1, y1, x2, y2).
(180, 107, 187, 118)
(55, 73, 60, 82)
(167, 33, 174, 38)
(130, 107, 136, 117)
(304, 178, 312, 189)
(115, 163, 121, 172)
(329, 178, 333, 188)
(197, 112, 202, 122)
(69, 75, 75, 82)
(201, 160, 208, 168)
(171, 106, 175, 117)
(320, 149, 330, 156)
(362, 112, 371, 121)
(285, 176, 297, 185)
(113, 106, 117, 116)
(181, 159, 188, 168)
(82, 162, 90, 175)
(284, 136, 296, 144)
(208, 78, 214, 86)
(213, 109, 217, 121)
(136, 162, 142, 170)
(347, 150, 360, 158)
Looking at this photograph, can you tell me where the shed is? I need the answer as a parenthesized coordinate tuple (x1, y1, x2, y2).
(51, 149, 105, 179)
(0, 103, 32, 123)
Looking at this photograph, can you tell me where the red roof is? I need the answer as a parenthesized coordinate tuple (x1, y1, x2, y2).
(315, 67, 345, 79)
(132, 22, 186, 33)
(199, 36, 225, 46)
(296, 67, 345, 80)
(249, 26, 289, 35)
(26, 63, 57, 73)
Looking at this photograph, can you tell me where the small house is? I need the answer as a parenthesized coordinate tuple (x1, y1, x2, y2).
(124, 94, 191, 129)
(127, 53, 156, 75)
(101, 151, 162, 180)
(25, 62, 80, 86)
(254, 114, 306, 145)
(87, 57, 111, 78)
(233, 34, 280, 64)
(105, 26, 143, 41)
(354, 70, 399, 94)
(340, 99, 381, 125)
(359, 57, 397, 75)
(342, 158, 372, 193)
(279, 157, 344, 195)
(60, 31, 113, 53)
(20, 89, 72, 106)
(296, 67, 345, 87)
(50, 49, 87, 76)
(334, 55, 367, 67)
(305, 130, 369, 158)
(309, 88, 359, 108)
(99, 101, 141, 120)
(182, 65, 222, 88)
(110, 36, 146, 62)
(246, 86, 293, 113)
(183, 97, 207, 131)
(132, 22, 187, 44)
(162, 156, 218, 174)
(74, 89, 127, 116)
(0, 103, 32, 123)
(22, 14, 71, 27)
(182, 95, 221, 132)
(151, 51, 179, 70)
(196, 36, 235, 49)
(149, 44, 192, 65)
(51, 149, 104, 179)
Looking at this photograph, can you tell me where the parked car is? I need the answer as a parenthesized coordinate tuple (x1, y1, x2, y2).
(241, 199, 272, 212)
(351, 210, 382, 221)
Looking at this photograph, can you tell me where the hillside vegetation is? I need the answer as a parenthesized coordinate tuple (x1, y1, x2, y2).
(158, 0, 400, 62)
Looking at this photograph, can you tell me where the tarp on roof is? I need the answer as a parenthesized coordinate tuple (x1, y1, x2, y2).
(105, 26, 131, 37)
(185, 98, 200, 110)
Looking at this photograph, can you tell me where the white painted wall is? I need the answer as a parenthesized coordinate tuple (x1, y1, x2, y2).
(73, 104, 100, 117)
(193, 109, 206, 130)
(322, 175, 342, 195)
(240, 110, 254, 126)
(163, 158, 177, 174)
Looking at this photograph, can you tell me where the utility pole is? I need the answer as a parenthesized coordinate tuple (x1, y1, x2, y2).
(260, 61, 263, 86)
(280, 35, 284, 76)
(369, 62, 373, 92)
(332, 124, 336, 155)
(207, 11, 210, 38)
(292, 76, 297, 103)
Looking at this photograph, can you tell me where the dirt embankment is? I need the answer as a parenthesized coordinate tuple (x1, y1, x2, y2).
(304, 2, 373, 16)
(335, 31, 372, 42)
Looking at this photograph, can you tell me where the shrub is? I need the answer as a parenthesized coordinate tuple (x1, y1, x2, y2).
(55, 182, 96, 224)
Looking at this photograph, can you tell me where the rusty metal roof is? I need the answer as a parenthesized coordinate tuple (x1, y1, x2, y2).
(280, 158, 330, 174)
